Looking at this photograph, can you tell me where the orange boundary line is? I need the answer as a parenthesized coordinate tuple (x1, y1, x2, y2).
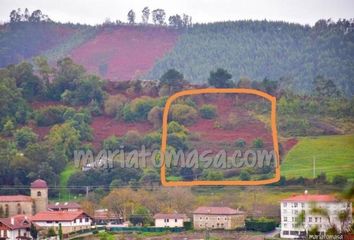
(160, 88, 280, 186)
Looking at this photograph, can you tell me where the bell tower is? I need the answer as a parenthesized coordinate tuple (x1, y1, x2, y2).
(30, 179, 48, 214)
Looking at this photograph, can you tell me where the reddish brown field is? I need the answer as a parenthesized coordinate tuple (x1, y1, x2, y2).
(91, 116, 153, 148)
(70, 26, 179, 81)
(185, 94, 274, 152)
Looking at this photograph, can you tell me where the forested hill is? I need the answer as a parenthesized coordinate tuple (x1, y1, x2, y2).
(147, 20, 354, 96)
(1, 19, 354, 96)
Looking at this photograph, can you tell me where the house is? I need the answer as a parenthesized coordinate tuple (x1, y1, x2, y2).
(193, 206, 245, 230)
(280, 193, 352, 239)
(48, 202, 81, 212)
(93, 209, 123, 226)
(0, 215, 32, 240)
(153, 213, 189, 228)
(0, 179, 48, 217)
(30, 210, 92, 234)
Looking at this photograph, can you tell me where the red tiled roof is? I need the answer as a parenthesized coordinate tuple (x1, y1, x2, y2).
(30, 179, 48, 189)
(31, 211, 89, 222)
(0, 215, 31, 230)
(193, 207, 243, 215)
(282, 194, 338, 202)
(48, 202, 81, 210)
(93, 210, 121, 220)
(153, 213, 188, 219)
(0, 195, 32, 202)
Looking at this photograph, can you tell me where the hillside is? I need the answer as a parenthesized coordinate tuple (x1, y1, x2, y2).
(0, 22, 87, 67)
(148, 20, 354, 96)
(1, 20, 354, 95)
(69, 26, 179, 81)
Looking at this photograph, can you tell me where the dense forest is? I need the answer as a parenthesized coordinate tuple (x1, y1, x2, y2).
(148, 19, 354, 96)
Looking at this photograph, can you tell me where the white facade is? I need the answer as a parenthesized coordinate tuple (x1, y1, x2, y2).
(154, 218, 184, 228)
(0, 229, 31, 240)
(33, 216, 92, 230)
(280, 197, 352, 239)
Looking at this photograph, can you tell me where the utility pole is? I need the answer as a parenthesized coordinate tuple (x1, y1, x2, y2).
(312, 156, 316, 178)
(86, 186, 89, 199)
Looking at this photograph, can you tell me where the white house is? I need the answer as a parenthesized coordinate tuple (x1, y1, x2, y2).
(280, 193, 352, 239)
(0, 214, 32, 240)
(30, 210, 92, 234)
(153, 213, 189, 228)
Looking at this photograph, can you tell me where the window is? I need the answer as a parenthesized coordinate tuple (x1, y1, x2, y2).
(4, 204, 9, 217)
(166, 219, 169, 222)
(309, 217, 312, 222)
(283, 217, 287, 222)
(200, 217, 202, 220)
(294, 203, 298, 207)
(301, 203, 305, 208)
(315, 217, 318, 222)
(283, 231, 289, 235)
(85, 217, 89, 222)
(175, 219, 177, 222)
(284, 223, 287, 227)
(294, 210, 298, 214)
(37, 191, 41, 197)
(17, 203, 22, 214)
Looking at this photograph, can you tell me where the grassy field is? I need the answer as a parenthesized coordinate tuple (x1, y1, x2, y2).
(57, 163, 79, 201)
(281, 135, 354, 181)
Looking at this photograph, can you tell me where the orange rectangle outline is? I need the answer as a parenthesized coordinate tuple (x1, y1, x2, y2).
(160, 88, 280, 186)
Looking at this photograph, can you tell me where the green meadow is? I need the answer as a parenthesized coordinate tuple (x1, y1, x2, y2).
(281, 135, 354, 181)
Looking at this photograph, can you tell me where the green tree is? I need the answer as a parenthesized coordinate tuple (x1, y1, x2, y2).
(141, 7, 150, 24)
(47, 227, 56, 237)
(208, 68, 233, 88)
(127, 9, 136, 24)
(58, 223, 63, 240)
(159, 69, 185, 94)
(314, 75, 341, 98)
(152, 9, 166, 25)
(47, 122, 80, 158)
(3, 120, 15, 136)
(30, 223, 38, 239)
(14, 127, 38, 149)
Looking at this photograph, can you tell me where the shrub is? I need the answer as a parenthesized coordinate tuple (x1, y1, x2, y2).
(222, 112, 239, 130)
(123, 96, 157, 122)
(245, 217, 277, 232)
(123, 130, 142, 151)
(104, 94, 127, 118)
(235, 138, 246, 148)
(103, 136, 123, 151)
(200, 104, 217, 119)
(202, 170, 224, 180)
(35, 105, 74, 126)
(240, 170, 251, 180)
(170, 104, 198, 126)
(147, 106, 162, 128)
(252, 138, 264, 148)
(168, 121, 188, 135)
(332, 175, 347, 185)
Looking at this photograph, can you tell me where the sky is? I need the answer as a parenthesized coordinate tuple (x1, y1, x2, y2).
(0, 0, 353, 26)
